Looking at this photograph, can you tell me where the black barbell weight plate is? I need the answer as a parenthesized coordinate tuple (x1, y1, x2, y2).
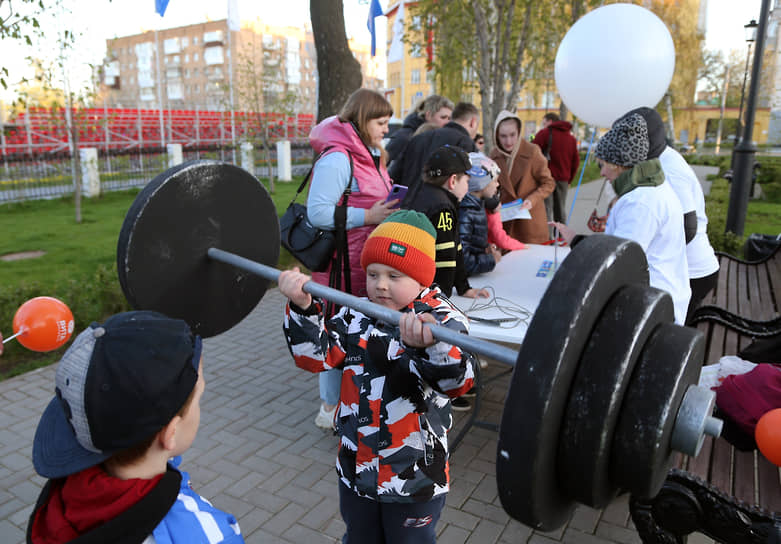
(558, 284, 674, 508)
(117, 160, 278, 337)
(496, 235, 650, 531)
(611, 323, 704, 498)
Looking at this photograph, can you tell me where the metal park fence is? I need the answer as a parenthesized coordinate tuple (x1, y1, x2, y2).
(0, 106, 315, 204)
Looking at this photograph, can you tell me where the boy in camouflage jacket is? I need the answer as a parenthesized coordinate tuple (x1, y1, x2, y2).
(280, 210, 474, 543)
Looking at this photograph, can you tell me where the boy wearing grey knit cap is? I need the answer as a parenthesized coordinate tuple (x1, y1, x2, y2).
(458, 152, 503, 277)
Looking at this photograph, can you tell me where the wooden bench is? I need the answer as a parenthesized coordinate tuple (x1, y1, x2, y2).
(629, 314, 781, 543)
(698, 245, 781, 322)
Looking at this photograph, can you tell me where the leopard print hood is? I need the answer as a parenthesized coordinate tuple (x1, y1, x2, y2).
(595, 113, 649, 167)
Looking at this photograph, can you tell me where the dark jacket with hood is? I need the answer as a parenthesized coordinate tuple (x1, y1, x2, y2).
(391, 121, 476, 206)
(385, 110, 424, 164)
(532, 120, 580, 183)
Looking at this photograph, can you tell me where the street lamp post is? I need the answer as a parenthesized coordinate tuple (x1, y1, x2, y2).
(732, 20, 758, 162)
(726, 3, 770, 236)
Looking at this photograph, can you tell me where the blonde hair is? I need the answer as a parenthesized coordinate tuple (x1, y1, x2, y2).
(338, 89, 394, 164)
(416, 95, 454, 119)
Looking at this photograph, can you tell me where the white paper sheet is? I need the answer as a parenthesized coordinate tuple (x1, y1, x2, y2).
(500, 198, 532, 221)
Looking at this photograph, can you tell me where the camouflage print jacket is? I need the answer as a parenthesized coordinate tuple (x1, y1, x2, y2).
(283, 286, 475, 503)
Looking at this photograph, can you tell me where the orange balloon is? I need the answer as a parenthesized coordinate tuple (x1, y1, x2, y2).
(756, 408, 781, 466)
(12, 297, 75, 352)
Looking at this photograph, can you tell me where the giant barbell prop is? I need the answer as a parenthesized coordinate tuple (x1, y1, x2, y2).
(116, 161, 722, 531)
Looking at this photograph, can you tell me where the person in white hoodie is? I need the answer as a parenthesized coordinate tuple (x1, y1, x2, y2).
(552, 113, 691, 325)
(615, 107, 719, 322)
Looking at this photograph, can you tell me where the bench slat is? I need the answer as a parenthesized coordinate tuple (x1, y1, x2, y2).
(686, 436, 714, 480)
(745, 264, 764, 321)
(725, 259, 738, 313)
(732, 449, 757, 504)
(709, 437, 733, 492)
(764, 252, 781, 315)
(757, 455, 781, 512)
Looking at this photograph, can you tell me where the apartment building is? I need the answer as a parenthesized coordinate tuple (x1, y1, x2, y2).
(102, 19, 384, 115)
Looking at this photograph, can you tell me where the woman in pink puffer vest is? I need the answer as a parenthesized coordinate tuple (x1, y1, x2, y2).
(305, 89, 397, 429)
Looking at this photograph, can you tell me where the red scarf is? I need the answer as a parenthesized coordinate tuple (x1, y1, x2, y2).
(31, 465, 163, 543)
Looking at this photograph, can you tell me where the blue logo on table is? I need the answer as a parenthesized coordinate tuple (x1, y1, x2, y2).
(536, 260, 555, 277)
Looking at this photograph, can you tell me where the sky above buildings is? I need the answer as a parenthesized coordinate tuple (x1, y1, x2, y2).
(0, 0, 766, 104)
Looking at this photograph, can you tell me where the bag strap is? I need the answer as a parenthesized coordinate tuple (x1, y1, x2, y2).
(327, 151, 354, 316)
(543, 127, 554, 162)
(289, 145, 339, 205)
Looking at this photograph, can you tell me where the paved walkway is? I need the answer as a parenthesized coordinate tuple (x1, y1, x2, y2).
(0, 167, 721, 544)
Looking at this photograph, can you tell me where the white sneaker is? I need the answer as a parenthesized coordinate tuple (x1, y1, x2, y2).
(479, 357, 488, 369)
(315, 404, 337, 430)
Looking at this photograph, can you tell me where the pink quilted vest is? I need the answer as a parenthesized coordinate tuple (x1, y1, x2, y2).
(309, 116, 392, 296)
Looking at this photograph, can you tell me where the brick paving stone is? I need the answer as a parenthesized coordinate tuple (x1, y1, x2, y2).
(528, 534, 562, 543)
(439, 504, 481, 531)
(499, 518, 534, 542)
(233, 507, 273, 537)
(536, 520, 568, 541)
(1, 451, 31, 472)
(563, 528, 614, 543)
(686, 532, 715, 544)
(244, 526, 285, 544)
(210, 493, 256, 520)
(438, 523, 472, 544)
(275, 483, 328, 509)
(297, 496, 340, 532)
(0, 519, 24, 543)
(321, 517, 347, 541)
(462, 498, 512, 525)
(569, 504, 602, 533)
(0, 498, 26, 523)
(242, 486, 291, 514)
(595, 521, 642, 544)
(465, 518, 505, 543)
(600, 494, 631, 526)
(282, 522, 340, 543)
(261, 501, 309, 536)
(470, 474, 499, 503)
(9, 503, 33, 527)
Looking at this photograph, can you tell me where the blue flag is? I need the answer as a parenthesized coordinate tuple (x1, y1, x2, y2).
(155, 0, 169, 16)
(367, 0, 383, 57)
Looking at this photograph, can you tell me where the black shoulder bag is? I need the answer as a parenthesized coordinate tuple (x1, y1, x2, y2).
(279, 149, 353, 276)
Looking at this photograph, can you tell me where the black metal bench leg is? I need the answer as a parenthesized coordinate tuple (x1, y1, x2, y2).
(632, 469, 781, 544)
(629, 494, 684, 544)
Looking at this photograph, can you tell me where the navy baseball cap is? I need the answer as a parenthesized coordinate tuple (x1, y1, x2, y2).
(424, 145, 483, 179)
(33, 311, 202, 479)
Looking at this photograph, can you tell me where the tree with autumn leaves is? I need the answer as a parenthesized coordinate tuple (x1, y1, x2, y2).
(406, 0, 706, 150)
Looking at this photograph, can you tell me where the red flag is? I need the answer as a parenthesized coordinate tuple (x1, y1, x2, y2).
(425, 17, 434, 70)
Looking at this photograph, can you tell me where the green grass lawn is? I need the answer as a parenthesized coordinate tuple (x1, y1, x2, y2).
(0, 178, 302, 378)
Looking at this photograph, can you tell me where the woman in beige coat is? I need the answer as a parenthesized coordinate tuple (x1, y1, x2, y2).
(489, 110, 555, 244)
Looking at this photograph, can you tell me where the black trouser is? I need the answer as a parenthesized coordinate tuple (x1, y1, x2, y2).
(339, 482, 446, 543)
(545, 180, 569, 231)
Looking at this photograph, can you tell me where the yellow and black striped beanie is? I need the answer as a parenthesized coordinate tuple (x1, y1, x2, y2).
(360, 210, 437, 287)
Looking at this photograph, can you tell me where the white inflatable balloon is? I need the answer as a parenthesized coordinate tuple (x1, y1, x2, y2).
(554, 4, 675, 128)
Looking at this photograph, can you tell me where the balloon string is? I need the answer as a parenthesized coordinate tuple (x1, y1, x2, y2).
(566, 127, 596, 225)
(2, 329, 25, 344)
